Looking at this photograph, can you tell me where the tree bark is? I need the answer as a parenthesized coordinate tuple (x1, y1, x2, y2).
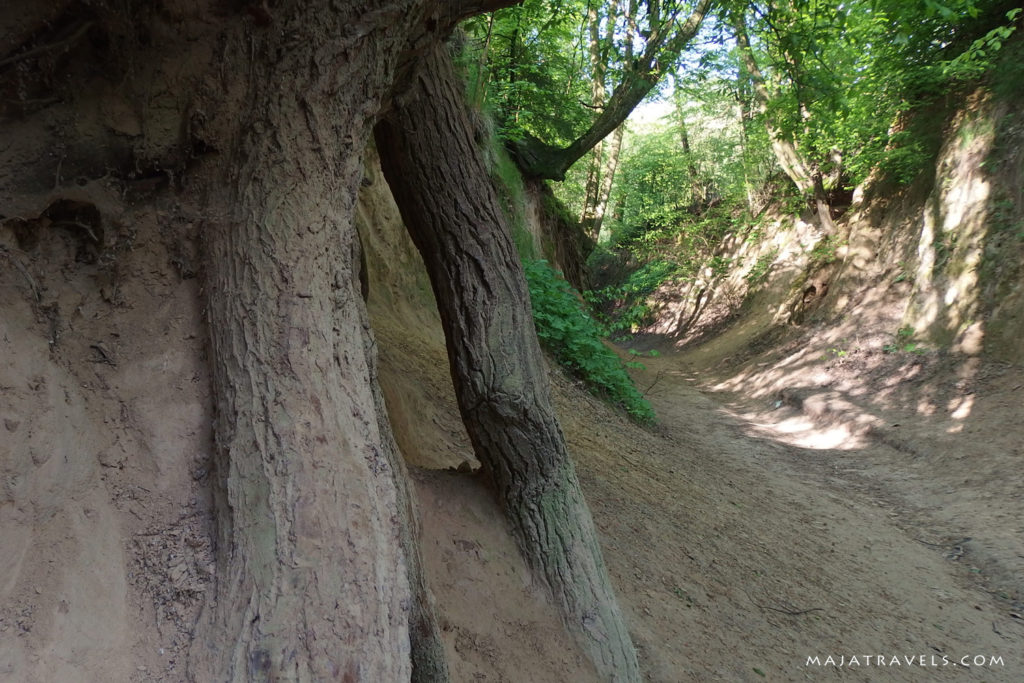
(678, 115, 704, 207)
(579, 0, 619, 232)
(581, 0, 633, 239)
(736, 92, 760, 212)
(590, 123, 625, 238)
(375, 43, 641, 682)
(192, 5, 429, 680)
(472, 11, 496, 107)
(188, 1, 516, 680)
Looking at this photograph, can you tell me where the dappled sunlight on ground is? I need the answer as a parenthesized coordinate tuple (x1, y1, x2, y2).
(561, 345, 1024, 681)
(634, 305, 1024, 639)
(610, 329, 1024, 680)
(745, 412, 869, 451)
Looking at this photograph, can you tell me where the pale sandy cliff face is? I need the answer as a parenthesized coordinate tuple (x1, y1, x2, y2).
(2, 193, 214, 680)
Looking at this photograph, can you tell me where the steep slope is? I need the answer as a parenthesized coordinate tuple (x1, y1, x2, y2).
(611, 82, 1024, 678)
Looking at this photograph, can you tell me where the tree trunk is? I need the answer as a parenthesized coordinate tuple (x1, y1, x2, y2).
(731, 11, 811, 192)
(581, 146, 605, 229)
(188, 1, 515, 680)
(375, 43, 641, 682)
(737, 93, 760, 212)
(590, 123, 625, 239)
(678, 115, 704, 208)
(579, 0, 618, 233)
(191, 5, 429, 680)
(472, 11, 496, 107)
(582, 0, 632, 240)
(730, 8, 835, 234)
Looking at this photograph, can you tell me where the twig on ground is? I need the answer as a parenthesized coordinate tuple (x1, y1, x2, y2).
(643, 369, 666, 397)
(744, 588, 824, 616)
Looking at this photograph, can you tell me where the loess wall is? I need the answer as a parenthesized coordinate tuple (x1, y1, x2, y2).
(644, 87, 1024, 367)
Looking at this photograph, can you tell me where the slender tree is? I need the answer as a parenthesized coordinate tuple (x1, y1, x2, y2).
(376, 42, 641, 682)
(579, 0, 620, 231)
(729, 4, 836, 233)
(581, 0, 640, 239)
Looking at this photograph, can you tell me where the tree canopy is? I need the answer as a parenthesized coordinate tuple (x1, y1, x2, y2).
(463, 0, 1022, 332)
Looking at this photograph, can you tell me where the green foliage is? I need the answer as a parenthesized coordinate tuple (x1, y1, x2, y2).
(612, 128, 699, 241)
(745, 248, 780, 288)
(460, 1, 1019, 377)
(462, 0, 718, 145)
(606, 97, 756, 252)
(941, 8, 1022, 81)
(988, 19, 1024, 99)
(826, 346, 848, 359)
(721, 0, 1020, 189)
(883, 325, 928, 354)
(523, 259, 655, 422)
(589, 181, 754, 332)
(587, 259, 685, 334)
(461, 1, 592, 145)
(876, 128, 938, 186)
(707, 254, 732, 277)
(808, 235, 843, 264)
(611, 190, 740, 264)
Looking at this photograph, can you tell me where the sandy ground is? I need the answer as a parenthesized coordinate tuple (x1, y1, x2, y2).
(596, 339, 1024, 681)
(1, 200, 214, 682)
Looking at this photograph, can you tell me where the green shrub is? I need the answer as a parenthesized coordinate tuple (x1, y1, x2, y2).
(808, 234, 844, 264)
(588, 259, 685, 334)
(523, 259, 655, 423)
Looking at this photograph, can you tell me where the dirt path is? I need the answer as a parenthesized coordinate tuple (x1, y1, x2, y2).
(555, 339, 1023, 681)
